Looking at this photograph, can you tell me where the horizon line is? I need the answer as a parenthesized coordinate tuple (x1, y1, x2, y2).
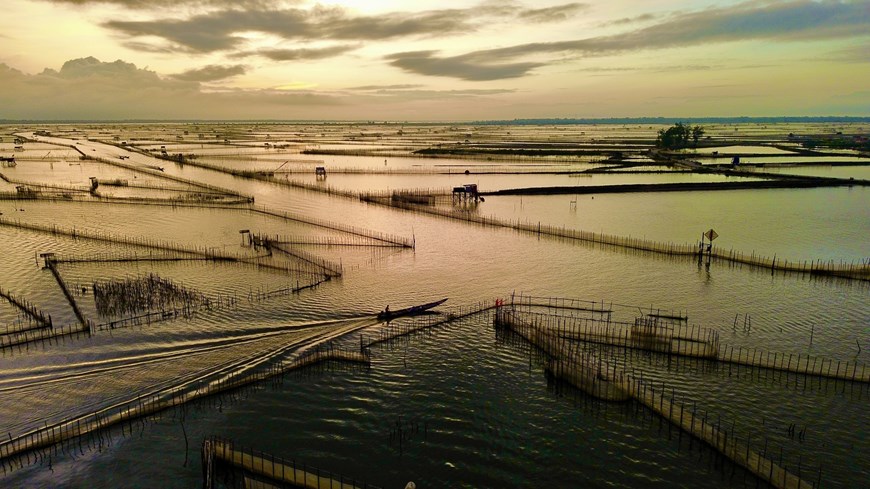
(2, 116, 870, 125)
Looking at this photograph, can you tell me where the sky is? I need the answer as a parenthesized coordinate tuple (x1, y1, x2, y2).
(0, 0, 868, 120)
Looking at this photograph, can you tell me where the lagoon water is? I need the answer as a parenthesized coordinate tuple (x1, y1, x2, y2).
(0, 125, 868, 488)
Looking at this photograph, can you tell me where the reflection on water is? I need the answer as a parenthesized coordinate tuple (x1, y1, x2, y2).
(4, 316, 868, 488)
(0, 123, 867, 488)
(479, 187, 869, 261)
(287, 170, 761, 193)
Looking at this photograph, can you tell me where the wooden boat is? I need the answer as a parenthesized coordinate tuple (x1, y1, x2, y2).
(378, 298, 447, 320)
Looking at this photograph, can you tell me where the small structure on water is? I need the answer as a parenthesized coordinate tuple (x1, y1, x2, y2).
(15, 186, 37, 197)
(452, 183, 482, 204)
(315, 166, 327, 179)
(38, 252, 56, 268)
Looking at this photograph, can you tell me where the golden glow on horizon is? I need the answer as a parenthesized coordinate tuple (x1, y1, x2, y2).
(273, 82, 320, 91)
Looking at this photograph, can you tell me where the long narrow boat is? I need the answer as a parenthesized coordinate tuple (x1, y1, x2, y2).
(377, 298, 448, 320)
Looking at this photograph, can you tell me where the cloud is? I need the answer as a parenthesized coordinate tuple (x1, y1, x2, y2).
(387, 0, 870, 80)
(0, 57, 518, 120)
(231, 44, 358, 61)
(471, 1, 588, 21)
(614, 0, 868, 47)
(825, 44, 870, 63)
(386, 50, 545, 81)
(606, 13, 658, 26)
(0, 63, 27, 78)
(347, 84, 425, 91)
(41, 56, 166, 83)
(169, 64, 246, 81)
(519, 3, 589, 23)
(40, 0, 285, 8)
(106, 15, 242, 52)
(104, 2, 586, 53)
(577, 64, 718, 77)
(342, 82, 513, 97)
(0, 57, 340, 120)
(120, 41, 177, 53)
(486, 0, 870, 59)
(361, 87, 515, 98)
(105, 6, 474, 53)
(649, 64, 714, 73)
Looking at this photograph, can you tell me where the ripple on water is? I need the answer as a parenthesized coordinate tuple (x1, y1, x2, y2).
(0, 146, 867, 488)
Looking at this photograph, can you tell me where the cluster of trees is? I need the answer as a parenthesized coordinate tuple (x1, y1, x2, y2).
(656, 122, 705, 149)
(799, 135, 870, 152)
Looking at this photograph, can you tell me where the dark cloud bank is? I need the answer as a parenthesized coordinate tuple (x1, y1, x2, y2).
(386, 0, 870, 80)
(96, 1, 586, 60)
(0, 57, 515, 120)
(0, 57, 338, 120)
(35, 1, 868, 83)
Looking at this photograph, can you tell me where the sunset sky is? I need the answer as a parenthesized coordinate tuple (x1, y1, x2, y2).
(1, 0, 868, 120)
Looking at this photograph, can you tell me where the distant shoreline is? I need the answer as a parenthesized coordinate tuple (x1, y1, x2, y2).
(1, 116, 869, 125)
(474, 116, 870, 125)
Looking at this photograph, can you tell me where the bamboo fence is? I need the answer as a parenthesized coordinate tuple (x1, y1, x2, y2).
(495, 304, 819, 489)
(0, 344, 369, 470)
(202, 436, 381, 489)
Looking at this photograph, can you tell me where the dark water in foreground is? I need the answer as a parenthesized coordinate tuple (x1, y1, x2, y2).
(14, 315, 852, 489)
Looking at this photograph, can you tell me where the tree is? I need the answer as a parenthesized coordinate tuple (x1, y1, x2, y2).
(691, 125, 705, 145)
(656, 122, 705, 149)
